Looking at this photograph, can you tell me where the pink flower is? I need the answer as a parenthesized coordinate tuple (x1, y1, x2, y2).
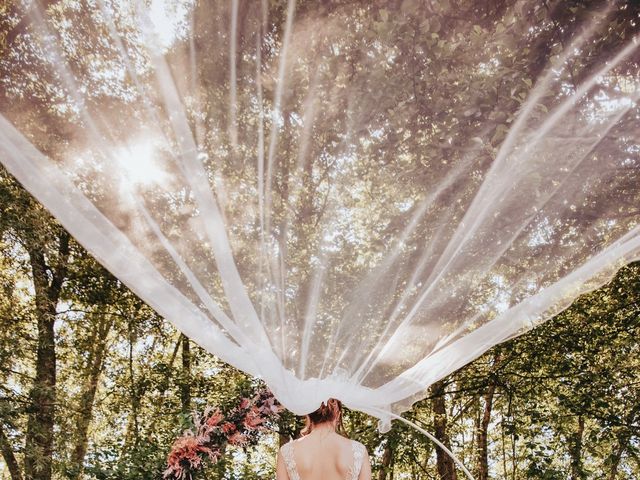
(243, 406, 265, 430)
(221, 422, 236, 434)
(205, 447, 222, 462)
(206, 408, 224, 427)
(228, 431, 249, 446)
(164, 391, 281, 479)
(259, 395, 284, 416)
(164, 434, 216, 479)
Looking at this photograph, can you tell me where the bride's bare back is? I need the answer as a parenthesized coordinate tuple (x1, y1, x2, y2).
(276, 430, 372, 480)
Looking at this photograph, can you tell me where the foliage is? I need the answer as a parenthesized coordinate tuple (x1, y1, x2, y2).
(164, 389, 283, 480)
(0, 164, 639, 478)
(0, 0, 639, 479)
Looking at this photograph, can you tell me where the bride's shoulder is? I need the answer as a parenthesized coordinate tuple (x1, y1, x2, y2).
(349, 439, 368, 453)
(279, 439, 297, 452)
(280, 436, 308, 449)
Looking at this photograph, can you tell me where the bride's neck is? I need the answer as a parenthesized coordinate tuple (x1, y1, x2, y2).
(311, 422, 336, 434)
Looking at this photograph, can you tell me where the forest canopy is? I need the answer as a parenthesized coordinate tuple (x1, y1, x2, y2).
(0, 0, 639, 479)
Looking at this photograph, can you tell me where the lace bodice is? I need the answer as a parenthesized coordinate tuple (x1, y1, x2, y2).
(281, 439, 366, 480)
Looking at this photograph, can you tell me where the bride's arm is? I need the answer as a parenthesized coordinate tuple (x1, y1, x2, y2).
(276, 448, 289, 480)
(359, 450, 372, 480)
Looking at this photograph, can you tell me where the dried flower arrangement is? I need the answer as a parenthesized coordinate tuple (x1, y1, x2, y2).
(164, 389, 284, 479)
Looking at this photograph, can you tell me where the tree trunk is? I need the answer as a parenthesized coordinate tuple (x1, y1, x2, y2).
(24, 233, 69, 480)
(475, 352, 500, 480)
(144, 334, 184, 443)
(377, 441, 393, 480)
(568, 415, 585, 480)
(180, 334, 191, 415)
(117, 320, 144, 470)
(607, 440, 624, 480)
(432, 380, 457, 480)
(475, 384, 496, 480)
(0, 424, 23, 480)
(606, 426, 633, 480)
(69, 314, 114, 479)
(607, 402, 639, 480)
(23, 300, 56, 480)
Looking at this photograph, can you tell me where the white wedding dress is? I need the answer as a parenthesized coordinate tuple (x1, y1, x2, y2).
(280, 439, 367, 480)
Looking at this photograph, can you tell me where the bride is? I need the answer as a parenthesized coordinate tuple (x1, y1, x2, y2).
(276, 399, 372, 480)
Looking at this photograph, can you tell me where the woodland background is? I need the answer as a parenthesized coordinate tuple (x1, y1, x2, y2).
(1, 0, 639, 479)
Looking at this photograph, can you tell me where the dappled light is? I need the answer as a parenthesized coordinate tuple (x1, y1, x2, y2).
(1, 0, 639, 444)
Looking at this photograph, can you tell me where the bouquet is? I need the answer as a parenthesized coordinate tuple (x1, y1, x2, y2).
(164, 389, 284, 479)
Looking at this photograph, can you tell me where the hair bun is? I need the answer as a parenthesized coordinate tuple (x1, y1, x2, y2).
(301, 398, 344, 436)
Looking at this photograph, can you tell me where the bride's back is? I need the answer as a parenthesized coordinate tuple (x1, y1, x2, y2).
(282, 431, 364, 480)
(276, 398, 371, 480)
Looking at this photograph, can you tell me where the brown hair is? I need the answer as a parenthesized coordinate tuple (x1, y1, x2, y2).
(300, 398, 348, 436)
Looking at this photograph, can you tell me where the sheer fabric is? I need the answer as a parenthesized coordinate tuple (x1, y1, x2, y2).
(0, 1, 639, 431)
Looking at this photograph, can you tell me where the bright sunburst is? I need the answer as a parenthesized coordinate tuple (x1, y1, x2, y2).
(114, 138, 166, 189)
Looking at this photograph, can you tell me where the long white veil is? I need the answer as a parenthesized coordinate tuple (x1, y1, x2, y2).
(1, 0, 639, 444)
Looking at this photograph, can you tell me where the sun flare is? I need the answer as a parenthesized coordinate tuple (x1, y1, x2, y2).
(114, 138, 166, 189)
